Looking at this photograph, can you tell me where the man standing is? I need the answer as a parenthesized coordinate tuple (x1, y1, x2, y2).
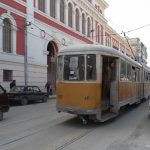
(10, 80, 16, 90)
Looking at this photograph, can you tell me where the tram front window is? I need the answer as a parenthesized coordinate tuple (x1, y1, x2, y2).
(64, 55, 85, 81)
(86, 54, 96, 80)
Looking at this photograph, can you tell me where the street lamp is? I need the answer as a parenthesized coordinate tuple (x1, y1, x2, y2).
(24, 19, 31, 86)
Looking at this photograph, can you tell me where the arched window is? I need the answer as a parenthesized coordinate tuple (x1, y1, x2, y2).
(87, 17, 91, 37)
(75, 9, 80, 31)
(82, 13, 85, 35)
(50, 0, 56, 18)
(3, 18, 12, 53)
(60, 0, 65, 23)
(68, 3, 73, 28)
(38, 0, 45, 12)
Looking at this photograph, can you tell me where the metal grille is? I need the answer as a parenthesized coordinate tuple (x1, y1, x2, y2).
(3, 70, 12, 81)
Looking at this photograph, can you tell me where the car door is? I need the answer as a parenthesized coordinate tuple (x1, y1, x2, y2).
(32, 86, 42, 100)
(26, 86, 34, 101)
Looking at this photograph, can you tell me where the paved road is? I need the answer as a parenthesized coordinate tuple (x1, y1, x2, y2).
(0, 99, 150, 150)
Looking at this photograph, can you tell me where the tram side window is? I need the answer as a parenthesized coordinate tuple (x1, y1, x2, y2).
(63, 55, 85, 81)
(146, 72, 149, 82)
(148, 73, 150, 82)
(120, 60, 126, 81)
(127, 63, 132, 81)
(136, 68, 140, 82)
(86, 54, 96, 80)
(57, 56, 63, 80)
(144, 71, 148, 82)
(132, 66, 136, 82)
(144, 71, 146, 82)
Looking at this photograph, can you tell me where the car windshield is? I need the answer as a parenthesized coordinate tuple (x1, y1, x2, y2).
(10, 86, 25, 92)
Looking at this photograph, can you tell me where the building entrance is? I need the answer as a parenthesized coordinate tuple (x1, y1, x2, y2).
(47, 41, 58, 95)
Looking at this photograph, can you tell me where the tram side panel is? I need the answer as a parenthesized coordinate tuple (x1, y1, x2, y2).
(143, 70, 150, 99)
(118, 82, 137, 107)
(144, 82, 150, 99)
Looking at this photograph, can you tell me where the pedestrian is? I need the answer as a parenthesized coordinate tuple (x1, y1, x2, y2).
(45, 82, 53, 96)
(102, 60, 115, 99)
(10, 80, 16, 90)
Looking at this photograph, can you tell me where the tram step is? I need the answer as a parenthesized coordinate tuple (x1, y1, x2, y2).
(101, 112, 118, 122)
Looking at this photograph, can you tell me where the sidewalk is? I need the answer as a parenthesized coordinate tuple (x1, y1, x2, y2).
(48, 95, 56, 100)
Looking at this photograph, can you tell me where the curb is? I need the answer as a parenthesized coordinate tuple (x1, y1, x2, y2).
(48, 95, 56, 100)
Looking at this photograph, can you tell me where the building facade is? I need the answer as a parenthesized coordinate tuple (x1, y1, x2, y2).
(0, 0, 146, 92)
(129, 38, 147, 64)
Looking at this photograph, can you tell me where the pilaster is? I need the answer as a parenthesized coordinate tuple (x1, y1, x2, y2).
(56, 0, 60, 21)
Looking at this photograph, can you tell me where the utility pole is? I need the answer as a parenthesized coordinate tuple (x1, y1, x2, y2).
(24, 19, 31, 86)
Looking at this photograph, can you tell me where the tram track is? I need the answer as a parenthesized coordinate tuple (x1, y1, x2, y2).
(55, 126, 97, 150)
(0, 101, 56, 128)
(0, 114, 73, 147)
(0, 111, 57, 128)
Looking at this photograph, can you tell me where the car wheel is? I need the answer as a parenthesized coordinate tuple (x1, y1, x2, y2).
(21, 97, 28, 105)
(0, 110, 3, 121)
(42, 96, 48, 103)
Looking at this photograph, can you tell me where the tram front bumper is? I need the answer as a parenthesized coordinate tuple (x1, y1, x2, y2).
(57, 107, 97, 115)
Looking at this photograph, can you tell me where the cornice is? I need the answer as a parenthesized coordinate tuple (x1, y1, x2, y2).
(13, 0, 26, 7)
(95, 0, 109, 10)
(0, 3, 26, 18)
(73, 0, 108, 24)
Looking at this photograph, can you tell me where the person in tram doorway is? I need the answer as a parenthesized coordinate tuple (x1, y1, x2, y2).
(45, 82, 53, 96)
(10, 80, 16, 90)
(102, 60, 115, 108)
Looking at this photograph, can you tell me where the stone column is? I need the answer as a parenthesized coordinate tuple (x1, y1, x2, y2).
(72, 9, 75, 29)
(46, 0, 50, 15)
(12, 26, 17, 54)
(0, 20, 3, 52)
(79, 14, 82, 32)
(35, 0, 38, 9)
(103, 25, 106, 46)
(85, 18, 87, 36)
(64, 4, 68, 25)
(92, 19, 96, 42)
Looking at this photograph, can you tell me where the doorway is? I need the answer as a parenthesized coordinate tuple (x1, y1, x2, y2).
(101, 56, 117, 112)
(47, 41, 58, 95)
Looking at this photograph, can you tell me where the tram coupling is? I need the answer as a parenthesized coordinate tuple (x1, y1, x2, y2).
(78, 115, 88, 125)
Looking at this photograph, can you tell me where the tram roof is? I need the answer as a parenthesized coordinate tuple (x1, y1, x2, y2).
(60, 44, 142, 67)
(60, 44, 114, 53)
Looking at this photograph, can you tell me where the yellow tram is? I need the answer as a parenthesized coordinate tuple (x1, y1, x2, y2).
(56, 44, 150, 123)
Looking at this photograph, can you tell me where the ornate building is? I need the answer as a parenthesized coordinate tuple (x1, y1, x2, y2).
(0, 0, 145, 91)
(129, 38, 147, 64)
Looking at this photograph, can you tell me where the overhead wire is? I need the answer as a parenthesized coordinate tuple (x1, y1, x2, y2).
(123, 32, 136, 60)
(1, 14, 150, 51)
(0, 16, 61, 45)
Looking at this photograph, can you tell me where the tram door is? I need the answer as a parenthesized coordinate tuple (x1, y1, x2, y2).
(101, 56, 118, 113)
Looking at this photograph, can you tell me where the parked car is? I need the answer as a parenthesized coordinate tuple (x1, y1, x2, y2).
(8, 86, 48, 105)
(0, 85, 10, 121)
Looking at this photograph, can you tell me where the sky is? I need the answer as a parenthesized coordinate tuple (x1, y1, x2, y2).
(105, 0, 150, 66)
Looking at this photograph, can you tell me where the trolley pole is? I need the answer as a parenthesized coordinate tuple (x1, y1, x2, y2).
(24, 19, 31, 86)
